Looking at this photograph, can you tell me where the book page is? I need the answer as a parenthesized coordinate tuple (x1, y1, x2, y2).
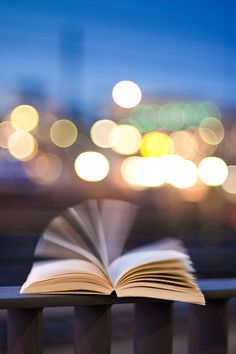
(109, 250, 190, 285)
(21, 259, 113, 294)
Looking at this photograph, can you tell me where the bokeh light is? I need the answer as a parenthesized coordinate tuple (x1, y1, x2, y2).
(198, 157, 228, 186)
(8, 131, 38, 161)
(158, 154, 198, 188)
(121, 156, 165, 187)
(35, 153, 63, 183)
(199, 117, 224, 145)
(169, 159, 198, 189)
(24, 153, 63, 183)
(140, 132, 173, 157)
(74, 151, 109, 182)
(10, 105, 39, 132)
(110, 124, 142, 155)
(50, 119, 78, 148)
(157, 104, 186, 131)
(0, 121, 15, 148)
(170, 130, 198, 159)
(191, 102, 221, 125)
(222, 165, 236, 194)
(129, 104, 158, 132)
(90, 119, 117, 148)
(112, 80, 142, 109)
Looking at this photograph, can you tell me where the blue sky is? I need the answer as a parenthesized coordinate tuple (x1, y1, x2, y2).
(0, 0, 235, 117)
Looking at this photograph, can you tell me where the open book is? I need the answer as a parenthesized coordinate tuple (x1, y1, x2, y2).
(21, 200, 205, 305)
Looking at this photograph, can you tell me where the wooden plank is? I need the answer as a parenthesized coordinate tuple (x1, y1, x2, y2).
(74, 305, 111, 354)
(188, 299, 228, 354)
(0, 278, 236, 309)
(134, 301, 173, 354)
(0, 287, 155, 309)
(7, 308, 43, 354)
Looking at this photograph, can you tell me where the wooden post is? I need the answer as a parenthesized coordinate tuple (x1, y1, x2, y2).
(7, 308, 43, 354)
(74, 305, 111, 354)
(134, 301, 173, 354)
(188, 299, 228, 354)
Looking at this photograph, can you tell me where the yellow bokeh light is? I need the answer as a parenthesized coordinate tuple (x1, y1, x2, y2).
(198, 157, 228, 186)
(112, 80, 142, 108)
(110, 124, 142, 155)
(222, 165, 236, 194)
(90, 119, 117, 148)
(8, 131, 38, 161)
(140, 132, 173, 157)
(121, 156, 165, 187)
(74, 151, 109, 182)
(199, 117, 224, 145)
(170, 130, 198, 159)
(10, 105, 39, 132)
(50, 119, 78, 148)
(0, 121, 15, 148)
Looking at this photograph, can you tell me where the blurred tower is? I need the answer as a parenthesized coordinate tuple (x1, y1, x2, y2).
(59, 27, 83, 117)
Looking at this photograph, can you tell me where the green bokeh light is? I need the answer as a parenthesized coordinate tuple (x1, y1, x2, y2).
(129, 104, 158, 132)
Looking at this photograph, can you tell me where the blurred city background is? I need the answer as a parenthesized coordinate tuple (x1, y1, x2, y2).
(0, 0, 236, 353)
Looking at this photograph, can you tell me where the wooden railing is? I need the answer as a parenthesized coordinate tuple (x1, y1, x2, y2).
(1, 278, 236, 354)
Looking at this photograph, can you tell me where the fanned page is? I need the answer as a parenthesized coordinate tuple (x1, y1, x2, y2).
(99, 200, 137, 263)
(109, 250, 205, 305)
(35, 201, 108, 270)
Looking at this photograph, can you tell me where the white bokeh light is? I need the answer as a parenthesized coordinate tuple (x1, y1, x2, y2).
(112, 80, 142, 108)
(121, 156, 165, 187)
(74, 151, 109, 182)
(198, 157, 228, 186)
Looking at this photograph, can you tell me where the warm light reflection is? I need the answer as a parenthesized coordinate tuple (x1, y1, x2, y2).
(10, 105, 39, 131)
(110, 124, 141, 155)
(74, 151, 109, 181)
(0, 121, 15, 148)
(170, 130, 198, 159)
(8, 131, 38, 161)
(199, 117, 224, 145)
(222, 165, 236, 194)
(179, 181, 209, 202)
(112, 81, 142, 108)
(50, 119, 78, 148)
(140, 132, 173, 157)
(198, 157, 228, 186)
(90, 119, 117, 148)
(121, 156, 165, 187)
